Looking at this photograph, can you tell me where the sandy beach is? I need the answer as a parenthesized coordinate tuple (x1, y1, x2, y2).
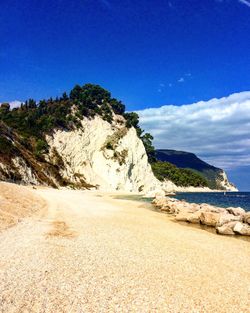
(0, 182, 250, 312)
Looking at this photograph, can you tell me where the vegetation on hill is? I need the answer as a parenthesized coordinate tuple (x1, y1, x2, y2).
(151, 161, 209, 187)
(0, 84, 125, 139)
(0, 83, 208, 188)
(0, 84, 154, 159)
(155, 149, 226, 189)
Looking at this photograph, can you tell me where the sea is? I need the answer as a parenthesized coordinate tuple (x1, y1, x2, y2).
(115, 192, 250, 212)
(173, 192, 250, 212)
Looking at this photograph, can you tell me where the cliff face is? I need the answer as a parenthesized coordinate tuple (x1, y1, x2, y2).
(156, 149, 237, 191)
(0, 120, 237, 193)
(217, 170, 238, 192)
(0, 118, 161, 193)
(46, 116, 160, 192)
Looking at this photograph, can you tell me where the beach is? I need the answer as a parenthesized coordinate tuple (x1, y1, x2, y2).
(0, 182, 250, 312)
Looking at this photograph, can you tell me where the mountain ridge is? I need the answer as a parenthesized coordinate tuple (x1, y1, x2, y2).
(156, 149, 237, 191)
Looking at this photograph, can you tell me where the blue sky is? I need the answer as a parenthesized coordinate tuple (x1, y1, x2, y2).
(1, 0, 250, 108)
(1, 0, 250, 189)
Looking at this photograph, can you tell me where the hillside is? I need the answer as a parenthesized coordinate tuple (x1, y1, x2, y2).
(0, 84, 160, 193)
(156, 149, 237, 191)
(0, 84, 237, 192)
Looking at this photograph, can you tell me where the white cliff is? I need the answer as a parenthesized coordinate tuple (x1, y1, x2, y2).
(0, 115, 237, 193)
(217, 170, 238, 191)
(46, 116, 161, 193)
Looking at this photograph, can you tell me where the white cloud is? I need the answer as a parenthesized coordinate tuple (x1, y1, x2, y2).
(137, 91, 250, 170)
(0, 100, 22, 109)
(9, 100, 22, 109)
(178, 77, 185, 83)
(239, 0, 250, 8)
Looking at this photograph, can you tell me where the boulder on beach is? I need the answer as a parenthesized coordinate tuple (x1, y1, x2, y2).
(152, 197, 167, 208)
(243, 212, 250, 225)
(200, 211, 220, 227)
(234, 222, 250, 236)
(227, 207, 245, 217)
(216, 221, 238, 235)
(200, 204, 227, 214)
(216, 213, 242, 227)
(175, 212, 191, 222)
(161, 204, 178, 214)
(186, 211, 202, 224)
(151, 194, 250, 238)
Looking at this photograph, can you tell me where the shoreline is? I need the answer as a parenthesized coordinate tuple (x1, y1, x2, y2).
(115, 192, 250, 241)
(152, 194, 250, 237)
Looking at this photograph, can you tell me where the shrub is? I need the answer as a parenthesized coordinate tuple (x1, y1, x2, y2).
(151, 161, 208, 187)
(0, 136, 15, 155)
(34, 139, 49, 158)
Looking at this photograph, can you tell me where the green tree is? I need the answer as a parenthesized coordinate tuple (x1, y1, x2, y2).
(70, 85, 82, 100)
(141, 132, 156, 163)
(124, 112, 140, 128)
(0, 103, 10, 114)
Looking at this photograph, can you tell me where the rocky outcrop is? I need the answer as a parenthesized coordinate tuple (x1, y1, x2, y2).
(152, 196, 250, 237)
(45, 116, 161, 193)
(0, 117, 161, 193)
(217, 170, 238, 192)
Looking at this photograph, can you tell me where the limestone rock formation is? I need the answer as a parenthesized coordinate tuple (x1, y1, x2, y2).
(46, 116, 161, 193)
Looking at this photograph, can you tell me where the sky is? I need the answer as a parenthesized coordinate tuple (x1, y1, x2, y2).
(1, 0, 250, 189)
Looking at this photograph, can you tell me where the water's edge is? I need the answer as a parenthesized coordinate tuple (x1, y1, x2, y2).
(173, 192, 250, 212)
(113, 193, 250, 242)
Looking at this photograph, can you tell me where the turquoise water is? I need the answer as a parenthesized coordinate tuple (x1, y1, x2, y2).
(174, 192, 250, 212)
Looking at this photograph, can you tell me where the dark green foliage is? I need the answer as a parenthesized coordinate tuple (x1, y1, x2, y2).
(0, 103, 10, 114)
(110, 99, 125, 115)
(106, 142, 114, 150)
(0, 84, 133, 160)
(0, 137, 15, 155)
(0, 83, 155, 171)
(123, 112, 157, 162)
(123, 112, 140, 129)
(27, 99, 37, 109)
(70, 84, 111, 108)
(69, 85, 82, 100)
(151, 161, 208, 187)
(155, 149, 226, 189)
(0, 84, 212, 189)
(61, 92, 69, 101)
(34, 139, 49, 158)
(141, 132, 156, 163)
(0, 84, 116, 139)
